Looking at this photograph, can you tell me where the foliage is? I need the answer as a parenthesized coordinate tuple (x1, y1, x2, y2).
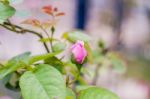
(78, 87, 119, 99)
(0, 1, 126, 99)
(0, 2, 15, 23)
(20, 64, 66, 99)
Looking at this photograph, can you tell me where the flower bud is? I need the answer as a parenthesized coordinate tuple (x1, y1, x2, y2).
(71, 41, 87, 64)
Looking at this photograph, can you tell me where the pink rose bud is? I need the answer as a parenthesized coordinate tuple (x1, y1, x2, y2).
(71, 40, 87, 64)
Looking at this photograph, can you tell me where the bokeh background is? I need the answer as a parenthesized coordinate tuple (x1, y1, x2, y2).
(0, 0, 150, 99)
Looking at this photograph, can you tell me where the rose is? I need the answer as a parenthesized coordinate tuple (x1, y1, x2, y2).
(71, 40, 87, 64)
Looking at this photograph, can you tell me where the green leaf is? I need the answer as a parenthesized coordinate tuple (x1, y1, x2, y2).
(44, 56, 64, 73)
(53, 42, 66, 52)
(20, 64, 66, 99)
(0, 0, 10, 5)
(63, 31, 91, 42)
(0, 2, 15, 23)
(76, 85, 92, 93)
(9, 52, 31, 64)
(108, 53, 126, 74)
(84, 43, 93, 64)
(5, 72, 20, 91)
(2, 73, 12, 84)
(9, 0, 24, 5)
(66, 88, 76, 99)
(0, 52, 31, 79)
(78, 87, 119, 99)
(29, 52, 60, 64)
(39, 38, 58, 43)
(63, 61, 79, 78)
(111, 58, 126, 73)
(92, 50, 104, 64)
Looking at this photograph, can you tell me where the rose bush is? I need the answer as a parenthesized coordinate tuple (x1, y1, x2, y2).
(0, 1, 126, 99)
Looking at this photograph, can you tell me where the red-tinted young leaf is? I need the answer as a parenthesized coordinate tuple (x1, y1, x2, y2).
(42, 21, 53, 29)
(42, 19, 58, 28)
(55, 12, 65, 17)
(54, 7, 58, 12)
(21, 19, 41, 27)
(42, 5, 53, 15)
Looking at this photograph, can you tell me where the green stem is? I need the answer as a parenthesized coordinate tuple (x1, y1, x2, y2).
(39, 25, 53, 52)
(92, 64, 101, 85)
(50, 26, 55, 52)
(0, 22, 50, 53)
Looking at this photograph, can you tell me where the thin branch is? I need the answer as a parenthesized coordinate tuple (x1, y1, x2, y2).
(92, 64, 101, 85)
(0, 22, 50, 53)
(39, 25, 53, 52)
(50, 26, 55, 52)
